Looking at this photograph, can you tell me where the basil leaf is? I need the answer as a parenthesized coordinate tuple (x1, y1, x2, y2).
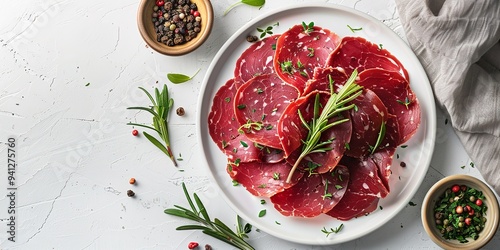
(242, 0, 265, 7)
(167, 68, 200, 84)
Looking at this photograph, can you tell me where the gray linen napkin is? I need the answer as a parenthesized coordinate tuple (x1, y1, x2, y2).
(395, 0, 500, 193)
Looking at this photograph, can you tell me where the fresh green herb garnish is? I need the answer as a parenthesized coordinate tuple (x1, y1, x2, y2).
(232, 180, 239, 186)
(273, 172, 280, 180)
(307, 48, 315, 57)
(347, 24, 363, 32)
(236, 216, 252, 239)
(258, 209, 266, 217)
(164, 183, 255, 249)
(370, 122, 386, 154)
(256, 22, 278, 38)
(302, 21, 314, 34)
(224, 0, 266, 16)
(286, 70, 362, 183)
(85, 82, 90, 86)
(397, 96, 411, 109)
(167, 68, 200, 84)
(240, 140, 249, 148)
(260, 199, 266, 205)
(280, 60, 294, 74)
(238, 120, 263, 134)
(127, 85, 177, 166)
(321, 224, 344, 237)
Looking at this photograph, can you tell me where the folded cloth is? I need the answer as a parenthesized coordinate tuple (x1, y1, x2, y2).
(395, 0, 500, 193)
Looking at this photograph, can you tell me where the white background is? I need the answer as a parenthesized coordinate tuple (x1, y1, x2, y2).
(0, 0, 499, 249)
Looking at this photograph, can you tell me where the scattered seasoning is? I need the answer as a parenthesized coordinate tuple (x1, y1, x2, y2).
(85, 82, 90, 86)
(470, 162, 475, 168)
(232, 180, 239, 186)
(188, 242, 199, 249)
(152, 0, 202, 47)
(445, 118, 448, 125)
(433, 184, 487, 243)
(177, 153, 183, 161)
(204, 244, 212, 250)
(461, 165, 466, 169)
(379, 206, 383, 210)
(397, 153, 400, 159)
(132, 129, 139, 136)
(400, 161, 406, 168)
(224, 97, 231, 103)
(256, 22, 278, 38)
(408, 201, 417, 206)
(237, 104, 246, 109)
(260, 199, 266, 205)
(127, 190, 135, 197)
(275, 221, 281, 225)
(258, 209, 266, 217)
(246, 35, 258, 42)
(378, 44, 383, 50)
(400, 145, 408, 148)
(347, 24, 363, 32)
(240, 140, 249, 147)
(321, 224, 344, 237)
(176, 107, 185, 116)
(129, 178, 136, 185)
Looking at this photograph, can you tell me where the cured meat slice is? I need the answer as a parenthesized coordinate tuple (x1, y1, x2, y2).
(270, 165, 349, 217)
(234, 35, 280, 84)
(357, 69, 420, 144)
(234, 73, 300, 149)
(326, 37, 409, 80)
(226, 160, 304, 197)
(345, 89, 389, 158)
(370, 147, 396, 192)
(303, 67, 348, 95)
(326, 157, 388, 220)
(274, 24, 340, 92)
(208, 78, 264, 162)
(277, 92, 315, 157)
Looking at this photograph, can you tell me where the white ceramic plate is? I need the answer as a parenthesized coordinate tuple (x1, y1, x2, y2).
(197, 3, 436, 245)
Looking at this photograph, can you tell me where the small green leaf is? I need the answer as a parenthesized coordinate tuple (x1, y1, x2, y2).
(167, 68, 200, 84)
(85, 82, 90, 86)
(258, 209, 266, 217)
(260, 199, 266, 205)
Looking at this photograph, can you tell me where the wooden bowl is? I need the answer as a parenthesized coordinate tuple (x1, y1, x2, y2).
(137, 0, 213, 56)
(422, 175, 499, 249)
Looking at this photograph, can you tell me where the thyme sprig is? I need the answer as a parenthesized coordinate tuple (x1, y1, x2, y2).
(286, 70, 363, 183)
(321, 223, 344, 237)
(127, 85, 177, 166)
(165, 183, 255, 250)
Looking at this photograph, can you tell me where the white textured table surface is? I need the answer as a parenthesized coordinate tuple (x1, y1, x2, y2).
(1, 0, 499, 249)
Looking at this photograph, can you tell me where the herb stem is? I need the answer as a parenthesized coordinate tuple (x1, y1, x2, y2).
(286, 70, 362, 183)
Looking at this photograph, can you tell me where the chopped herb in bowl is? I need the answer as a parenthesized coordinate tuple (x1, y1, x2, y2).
(433, 184, 487, 243)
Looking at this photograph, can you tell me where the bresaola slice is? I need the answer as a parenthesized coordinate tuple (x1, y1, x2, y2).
(234, 35, 280, 84)
(326, 37, 409, 80)
(303, 67, 348, 95)
(326, 157, 389, 221)
(227, 160, 303, 197)
(208, 78, 263, 162)
(274, 24, 341, 92)
(345, 89, 389, 158)
(234, 73, 300, 149)
(270, 165, 349, 217)
(357, 69, 420, 144)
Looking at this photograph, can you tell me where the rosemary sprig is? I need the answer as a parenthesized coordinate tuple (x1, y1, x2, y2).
(127, 85, 177, 166)
(286, 70, 363, 183)
(165, 183, 255, 250)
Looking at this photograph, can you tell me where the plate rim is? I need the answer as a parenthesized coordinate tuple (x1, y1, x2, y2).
(196, 2, 437, 245)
